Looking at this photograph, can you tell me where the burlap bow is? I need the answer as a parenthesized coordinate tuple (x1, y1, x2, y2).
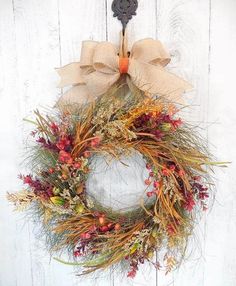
(56, 34, 192, 110)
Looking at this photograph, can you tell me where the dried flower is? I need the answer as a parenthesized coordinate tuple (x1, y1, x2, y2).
(59, 150, 73, 164)
(56, 136, 71, 150)
(183, 193, 195, 212)
(127, 267, 137, 278)
(153, 181, 160, 188)
(147, 191, 154, 198)
(80, 233, 91, 240)
(90, 137, 101, 148)
(178, 169, 185, 177)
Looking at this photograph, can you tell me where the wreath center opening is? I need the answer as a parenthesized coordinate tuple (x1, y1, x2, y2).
(86, 151, 150, 212)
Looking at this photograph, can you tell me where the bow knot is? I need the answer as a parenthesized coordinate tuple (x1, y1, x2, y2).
(56, 33, 192, 110)
(119, 57, 129, 74)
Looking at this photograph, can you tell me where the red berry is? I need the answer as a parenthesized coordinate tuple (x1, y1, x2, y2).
(100, 226, 109, 232)
(169, 164, 176, 171)
(74, 162, 82, 169)
(48, 168, 55, 174)
(91, 137, 101, 148)
(162, 168, 169, 176)
(74, 251, 81, 257)
(23, 175, 33, 184)
(84, 151, 91, 158)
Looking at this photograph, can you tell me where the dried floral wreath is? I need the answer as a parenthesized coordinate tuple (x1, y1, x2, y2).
(8, 90, 223, 277)
(7, 0, 226, 280)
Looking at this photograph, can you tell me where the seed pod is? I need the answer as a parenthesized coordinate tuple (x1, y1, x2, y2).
(76, 184, 84, 195)
(160, 123, 172, 132)
(50, 196, 65, 206)
(75, 204, 84, 214)
(52, 187, 60, 195)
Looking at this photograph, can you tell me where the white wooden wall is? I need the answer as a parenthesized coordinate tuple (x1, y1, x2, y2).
(0, 0, 236, 285)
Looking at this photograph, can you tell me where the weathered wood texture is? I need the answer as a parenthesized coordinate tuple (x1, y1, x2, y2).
(0, 0, 235, 285)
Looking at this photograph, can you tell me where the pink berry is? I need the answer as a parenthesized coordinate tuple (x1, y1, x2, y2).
(169, 164, 176, 171)
(146, 163, 151, 170)
(153, 181, 160, 188)
(147, 192, 154, 197)
(145, 179, 151, 186)
(80, 233, 91, 239)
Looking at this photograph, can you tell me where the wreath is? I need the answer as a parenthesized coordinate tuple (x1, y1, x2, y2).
(8, 90, 219, 278)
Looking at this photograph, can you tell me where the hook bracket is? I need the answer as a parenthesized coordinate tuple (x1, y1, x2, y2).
(112, 0, 138, 34)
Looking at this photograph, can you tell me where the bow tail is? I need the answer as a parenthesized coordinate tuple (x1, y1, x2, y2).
(56, 62, 85, 87)
(55, 85, 94, 113)
(129, 60, 192, 104)
(84, 71, 120, 97)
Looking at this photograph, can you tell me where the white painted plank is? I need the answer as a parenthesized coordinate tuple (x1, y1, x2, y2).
(204, 0, 236, 285)
(0, 1, 37, 286)
(0, 0, 67, 286)
(12, 0, 61, 111)
(0, 3, 31, 285)
(155, 1, 210, 286)
(59, 0, 107, 65)
(13, 0, 65, 283)
(156, 0, 210, 123)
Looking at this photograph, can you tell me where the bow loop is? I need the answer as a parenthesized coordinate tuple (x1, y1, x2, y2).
(131, 38, 171, 66)
(93, 42, 119, 74)
(80, 41, 98, 66)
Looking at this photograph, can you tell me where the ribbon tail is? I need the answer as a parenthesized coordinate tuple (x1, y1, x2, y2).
(55, 85, 94, 113)
(56, 62, 85, 88)
(84, 71, 120, 97)
(129, 60, 193, 104)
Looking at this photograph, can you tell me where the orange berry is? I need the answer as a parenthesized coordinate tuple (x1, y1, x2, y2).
(99, 216, 106, 225)
(178, 170, 185, 177)
(114, 223, 121, 231)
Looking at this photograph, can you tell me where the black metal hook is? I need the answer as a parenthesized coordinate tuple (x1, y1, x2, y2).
(112, 0, 138, 35)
